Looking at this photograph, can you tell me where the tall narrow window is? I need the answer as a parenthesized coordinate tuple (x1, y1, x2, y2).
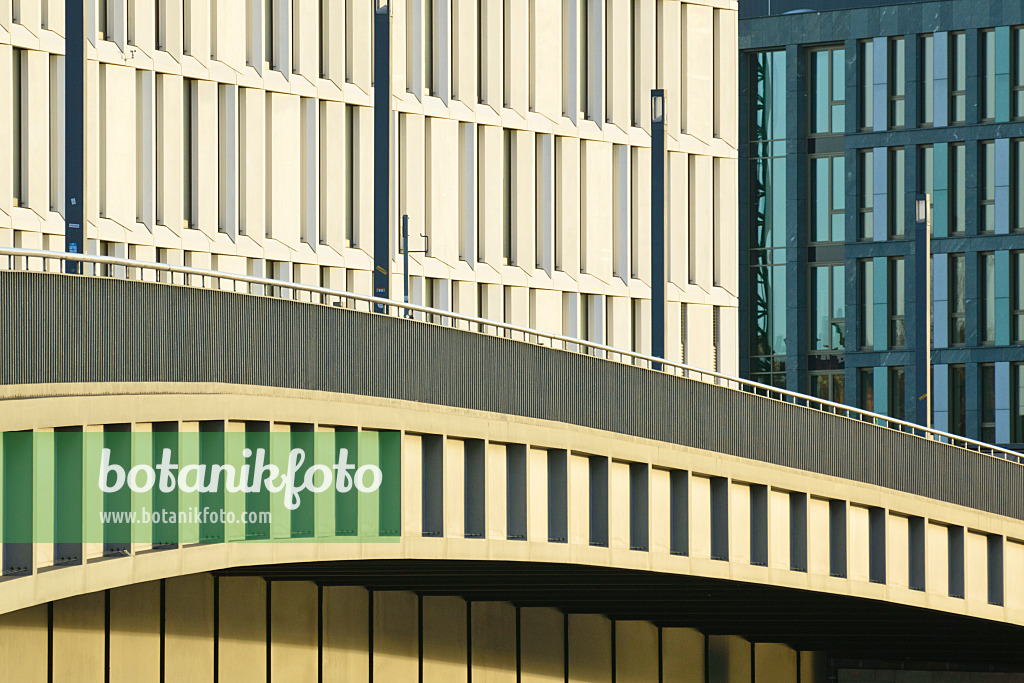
(811, 155, 845, 243)
(99, 0, 109, 39)
(577, 0, 590, 119)
(265, 0, 275, 70)
(981, 252, 995, 345)
(949, 253, 966, 346)
(889, 147, 905, 239)
(859, 149, 873, 240)
(1015, 28, 1024, 120)
(1015, 364, 1024, 443)
(981, 364, 996, 444)
(859, 40, 873, 131)
(888, 366, 906, 421)
(1015, 139, 1024, 232)
(156, 0, 165, 50)
(919, 34, 934, 126)
(810, 46, 846, 135)
(345, 105, 355, 246)
(888, 257, 905, 348)
(949, 364, 966, 436)
(981, 141, 996, 233)
(12, 48, 25, 208)
(859, 259, 874, 349)
(1014, 251, 1024, 343)
(810, 263, 846, 352)
(503, 129, 514, 265)
(183, 0, 192, 55)
(981, 29, 996, 122)
(859, 368, 875, 412)
(183, 78, 195, 229)
(888, 37, 905, 128)
(951, 143, 966, 235)
(950, 32, 966, 125)
(425, 0, 435, 96)
(318, 0, 326, 77)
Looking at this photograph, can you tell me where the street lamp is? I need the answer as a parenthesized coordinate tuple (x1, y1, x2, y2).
(373, 0, 391, 313)
(915, 193, 932, 430)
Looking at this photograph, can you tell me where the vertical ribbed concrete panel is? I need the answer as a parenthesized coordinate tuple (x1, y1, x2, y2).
(52, 592, 105, 683)
(1007, 540, 1024, 610)
(445, 439, 466, 539)
(888, 514, 910, 589)
(218, 576, 267, 683)
(568, 613, 612, 683)
(799, 651, 827, 682)
(808, 497, 829, 576)
(270, 581, 318, 682)
(651, 468, 672, 555)
(0, 604, 47, 682)
(730, 482, 751, 565)
(520, 607, 563, 683)
(966, 532, 989, 604)
(615, 621, 658, 683)
(109, 581, 161, 683)
(403, 433, 424, 537)
(423, 596, 467, 683)
(164, 574, 214, 681)
(485, 442, 507, 541)
(472, 601, 516, 683)
(753, 643, 797, 683)
(849, 505, 871, 582)
(610, 460, 631, 550)
(662, 627, 704, 683)
(569, 454, 591, 547)
(373, 591, 419, 682)
(322, 586, 369, 682)
(527, 448, 549, 544)
(708, 635, 751, 683)
(927, 523, 950, 597)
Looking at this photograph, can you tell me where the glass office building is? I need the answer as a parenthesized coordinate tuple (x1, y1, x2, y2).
(739, 0, 1024, 448)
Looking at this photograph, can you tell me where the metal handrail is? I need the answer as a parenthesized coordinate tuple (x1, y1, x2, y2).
(2, 247, 1020, 465)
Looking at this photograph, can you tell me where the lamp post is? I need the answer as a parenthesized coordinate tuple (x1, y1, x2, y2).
(915, 194, 932, 429)
(373, 0, 391, 313)
(651, 90, 666, 370)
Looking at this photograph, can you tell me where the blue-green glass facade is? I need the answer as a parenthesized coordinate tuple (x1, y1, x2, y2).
(739, 0, 1024, 449)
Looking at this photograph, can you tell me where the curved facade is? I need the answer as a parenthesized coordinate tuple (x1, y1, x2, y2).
(2, 0, 739, 374)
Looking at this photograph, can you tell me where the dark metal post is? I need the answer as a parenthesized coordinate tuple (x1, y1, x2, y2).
(915, 194, 932, 429)
(651, 90, 666, 369)
(65, 0, 87, 273)
(373, 0, 391, 313)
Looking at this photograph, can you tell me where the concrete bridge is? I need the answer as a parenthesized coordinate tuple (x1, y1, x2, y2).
(2, 251, 1024, 681)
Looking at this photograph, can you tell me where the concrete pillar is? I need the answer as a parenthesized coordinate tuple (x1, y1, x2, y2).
(615, 621, 658, 683)
(568, 613, 611, 683)
(218, 576, 267, 683)
(322, 586, 369, 682)
(109, 581, 161, 683)
(423, 596, 467, 683)
(0, 605, 48, 682)
(165, 574, 215, 682)
(708, 635, 751, 683)
(53, 592, 105, 683)
(270, 581, 318, 682)
(753, 642, 797, 683)
(662, 627, 704, 683)
(472, 601, 516, 683)
(373, 591, 419, 682)
(520, 607, 563, 683)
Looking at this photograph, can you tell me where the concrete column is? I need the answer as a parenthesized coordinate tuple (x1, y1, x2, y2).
(754, 642, 798, 683)
(271, 581, 318, 681)
(520, 607, 563, 683)
(109, 581, 161, 683)
(472, 601, 516, 683)
(615, 621, 658, 683)
(708, 635, 751, 683)
(218, 576, 267, 682)
(52, 592, 105, 683)
(0, 605, 48, 682)
(662, 627, 704, 683)
(322, 586, 369, 682)
(373, 591, 419, 682)
(568, 613, 611, 683)
(423, 596, 467, 683)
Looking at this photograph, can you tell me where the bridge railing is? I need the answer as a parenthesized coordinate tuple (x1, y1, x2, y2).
(2, 247, 1019, 466)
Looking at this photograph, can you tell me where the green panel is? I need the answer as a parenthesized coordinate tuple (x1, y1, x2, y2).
(997, 27, 1011, 123)
(873, 256, 888, 352)
(151, 428, 178, 546)
(199, 425, 225, 544)
(3, 431, 33, 545)
(54, 429, 83, 547)
(335, 430, 359, 536)
(357, 432, 379, 538)
(103, 427, 132, 548)
(34, 431, 55, 547)
(245, 428, 271, 540)
(933, 143, 949, 239)
(996, 250, 1012, 347)
(314, 431, 337, 539)
(270, 429, 292, 539)
(378, 431, 402, 537)
(224, 430, 248, 542)
(290, 428, 315, 538)
(131, 430, 153, 546)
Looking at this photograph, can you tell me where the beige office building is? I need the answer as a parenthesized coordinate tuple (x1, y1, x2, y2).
(1, 0, 738, 371)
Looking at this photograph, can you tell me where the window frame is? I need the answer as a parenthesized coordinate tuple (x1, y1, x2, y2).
(809, 45, 846, 137)
(949, 31, 967, 125)
(888, 36, 905, 129)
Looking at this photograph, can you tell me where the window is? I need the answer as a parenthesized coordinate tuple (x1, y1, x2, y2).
(345, 104, 355, 246)
(981, 252, 995, 345)
(1014, 251, 1024, 343)
(918, 145, 934, 222)
(810, 46, 846, 135)
(318, 0, 326, 77)
(858, 150, 873, 240)
(888, 366, 906, 421)
(12, 48, 25, 208)
(860, 40, 873, 130)
(749, 51, 788, 388)
(981, 141, 996, 233)
(1014, 140, 1024, 232)
(888, 257, 905, 348)
(950, 143, 965, 235)
(503, 129, 514, 265)
(982, 29, 996, 122)
(99, 0, 109, 39)
(811, 155, 845, 243)
(950, 32, 966, 124)
(425, 0, 435, 95)
(183, 0, 191, 55)
(889, 148, 905, 239)
(949, 364, 966, 436)
(183, 78, 195, 229)
(811, 263, 845, 352)
(949, 253, 966, 346)
(265, 0, 275, 70)
(1015, 27, 1024, 119)
(981, 363, 996, 444)
(577, 0, 590, 119)
(859, 259, 873, 349)
(889, 37, 905, 128)
(919, 34, 934, 126)
(810, 369, 845, 404)
(1014, 364, 1024, 443)
(859, 368, 874, 412)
